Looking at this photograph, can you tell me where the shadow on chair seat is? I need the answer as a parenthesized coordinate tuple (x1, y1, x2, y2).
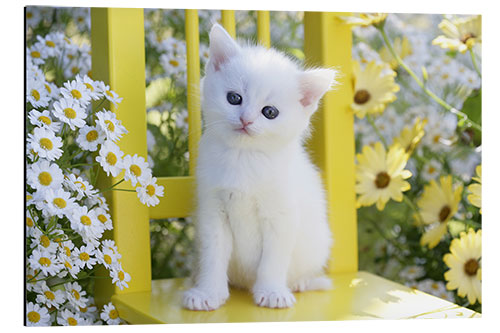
(112, 271, 479, 324)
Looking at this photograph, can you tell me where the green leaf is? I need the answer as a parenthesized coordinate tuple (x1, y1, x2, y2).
(460, 89, 482, 145)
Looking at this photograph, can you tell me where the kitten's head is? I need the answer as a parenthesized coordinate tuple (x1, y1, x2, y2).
(202, 24, 337, 150)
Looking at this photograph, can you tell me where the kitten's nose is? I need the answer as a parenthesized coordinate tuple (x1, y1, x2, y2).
(239, 116, 253, 127)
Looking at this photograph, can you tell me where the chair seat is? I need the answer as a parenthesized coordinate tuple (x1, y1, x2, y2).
(111, 271, 479, 324)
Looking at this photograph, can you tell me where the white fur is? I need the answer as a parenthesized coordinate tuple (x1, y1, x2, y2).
(183, 24, 336, 311)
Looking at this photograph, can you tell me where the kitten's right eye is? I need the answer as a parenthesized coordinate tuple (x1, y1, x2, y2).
(227, 92, 242, 105)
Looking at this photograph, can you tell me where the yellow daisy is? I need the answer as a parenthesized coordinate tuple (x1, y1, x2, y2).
(467, 165, 481, 214)
(443, 228, 481, 304)
(418, 176, 463, 248)
(351, 61, 400, 119)
(432, 15, 481, 53)
(379, 36, 412, 69)
(340, 13, 388, 27)
(355, 142, 412, 211)
(391, 117, 427, 155)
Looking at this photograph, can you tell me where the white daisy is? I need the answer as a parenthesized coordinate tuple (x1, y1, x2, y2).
(122, 154, 152, 187)
(95, 110, 128, 142)
(96, 141, 124, 177)
(28, 248, 63, 276)
(36, 32, 63, 57)
(60, 79, 92, 107)
(96, 247, 119, 270)
(27, 127, 63, 161)
(110, 264, 131, 290)
(58, 253, 81, 279)
(102, 85, 123, 107)
(85, 194, 109, 211)
(26, 209, 38, 237)
(101, 239, 121, 260)
(56, 238, 75, 259)
(64, 282, 89, 309)
(70, 206, 104, 245)
(78, 296, 99, 322)
(64, 173, 97, 200)
(28, 109, 62, 132)
(94, 207, 113, 231)
(416, 279, 455, 302)
(399, 265, 425, 281)
(136, 176, 164, 207)
(73, 244, 98, 270)
(27, 160, 64, 192)
(52, 97, 87, 130)
(26, 301, 51, 326)
(160, 52, 186, 76)
(27, 44, 47, 65)
(100, 302, 122, 325)
(76, 125, 105, 152)
(41, 188, 76, 219)
(43, 81, 60, 99)
(26, 267, 41, 292)
(34, 281, 66, 309)
(76, 74, 103, 100)
(57, 309, 86, 326)
(27, 78, 51, 108)
(421, 159, 443, 182)
(30, 228, 59, 254)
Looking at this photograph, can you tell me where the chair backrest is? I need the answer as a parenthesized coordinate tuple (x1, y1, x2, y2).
(91, 8, 357, 296)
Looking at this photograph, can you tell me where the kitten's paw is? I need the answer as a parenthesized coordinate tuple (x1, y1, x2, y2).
(183, 288, 228, 311)
(252, 286, 296, 308)
(291, 276, 332, 292)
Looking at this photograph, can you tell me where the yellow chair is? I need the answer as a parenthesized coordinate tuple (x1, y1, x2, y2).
(90, 8, 479, 323)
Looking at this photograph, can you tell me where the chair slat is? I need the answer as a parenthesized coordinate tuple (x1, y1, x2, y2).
(149, 176, 195, 219)
(257, 11, 271, 47)
(221, 10, 236, 37)
(304, 12, 358, 273)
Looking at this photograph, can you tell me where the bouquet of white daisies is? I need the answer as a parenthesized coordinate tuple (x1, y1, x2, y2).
(26, 32, 163, 326)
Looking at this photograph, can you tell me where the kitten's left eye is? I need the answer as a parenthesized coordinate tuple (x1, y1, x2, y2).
(227, 92, 242, 105)
(261, 106, 279, 120)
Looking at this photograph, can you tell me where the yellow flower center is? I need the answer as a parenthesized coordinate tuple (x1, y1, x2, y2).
(64, 108, 77, 119)
(72, 67, 80, 75)
(130, 164, 142, 176)
(40, 235, 51, 248)
(80, 215, 92, 226)
(27, 217, 34, 227)
(67, 54, 74, 60)
(80, 306, 88, 313)
(27, 12, 33, 18)
(431, 283, 439, 290)
(106, 152, 117, 166)
(441, 73, 449, 80)
(38, 115, 52, 125)
(460, 33, 476, 44)
(98, 214, 108, 223)
(44, 84, 51, 94)
(104, 254, 112, 265)
(105, 90, 114, 98)
(464, 259, 479, 276)
(439, 205, 451, 222)
(71, 89, 82, 99)
(31, 89, 41, 101)
(27, 194, 33, 201)
(428, 166, 436, 174)
(105, 120, 115, 132)
(374, 172, 391, 189)
(31, 50, 41, 58)
(64, 260, 72, 269)
(38, 171, 53, 186)
(433, 135, 441, 144)
(67, 317, 78, 326)
(64, 246, 71, 257)
(84, 83, 94, 91)
(79, 252, 90, 261)
(45, 40, 56, 48)
(44, 290, 55, 300)
(86, 130, 98, 142)
(169, 59, 180, 67)
(72, 290, 80, 300)
(354, 89, 371, 104)
(75, 181, 86, 190)
(118, 271, 125, 281)
(146, 185, 156, 196)
(109, 309, 119, 319)
(53, 198, 67, 209)
(28, 311, 40, 323)
(39, 257, 51, 266)
(39, 138, 53, 150)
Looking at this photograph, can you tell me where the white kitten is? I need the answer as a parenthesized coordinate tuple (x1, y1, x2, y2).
(183, 24, 336, 311)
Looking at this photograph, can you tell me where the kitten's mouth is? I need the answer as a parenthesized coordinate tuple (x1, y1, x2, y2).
(235, 127, 251, 135)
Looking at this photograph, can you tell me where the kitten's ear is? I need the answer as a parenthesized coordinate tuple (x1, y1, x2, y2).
(299, 68, 337, 112)
(209, 24, 241, 71)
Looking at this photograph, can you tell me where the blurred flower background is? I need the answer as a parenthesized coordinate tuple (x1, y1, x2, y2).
(26, 7, 482, 324)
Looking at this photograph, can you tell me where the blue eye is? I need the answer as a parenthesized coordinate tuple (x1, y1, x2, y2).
(262, 106, 279, 119)
(227, 92, 242, 105)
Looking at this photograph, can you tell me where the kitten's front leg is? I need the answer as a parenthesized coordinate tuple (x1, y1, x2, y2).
(252, 195, 298, 308)
(183, 195, 232, 311)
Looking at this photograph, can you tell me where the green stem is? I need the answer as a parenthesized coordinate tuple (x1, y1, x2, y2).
(365, 217, 407, 264)
(366, 114, 388, 148)
(112, 188, 136, 193)
(469, 48, 481, 78)
(67, 162, 97, 169)
(402, 194, 423, 225)
(96, 178, 126, 194)
(377, 26, 482, 132)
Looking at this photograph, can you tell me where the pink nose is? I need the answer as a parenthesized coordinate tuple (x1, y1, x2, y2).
(240, 117, 253, 127)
